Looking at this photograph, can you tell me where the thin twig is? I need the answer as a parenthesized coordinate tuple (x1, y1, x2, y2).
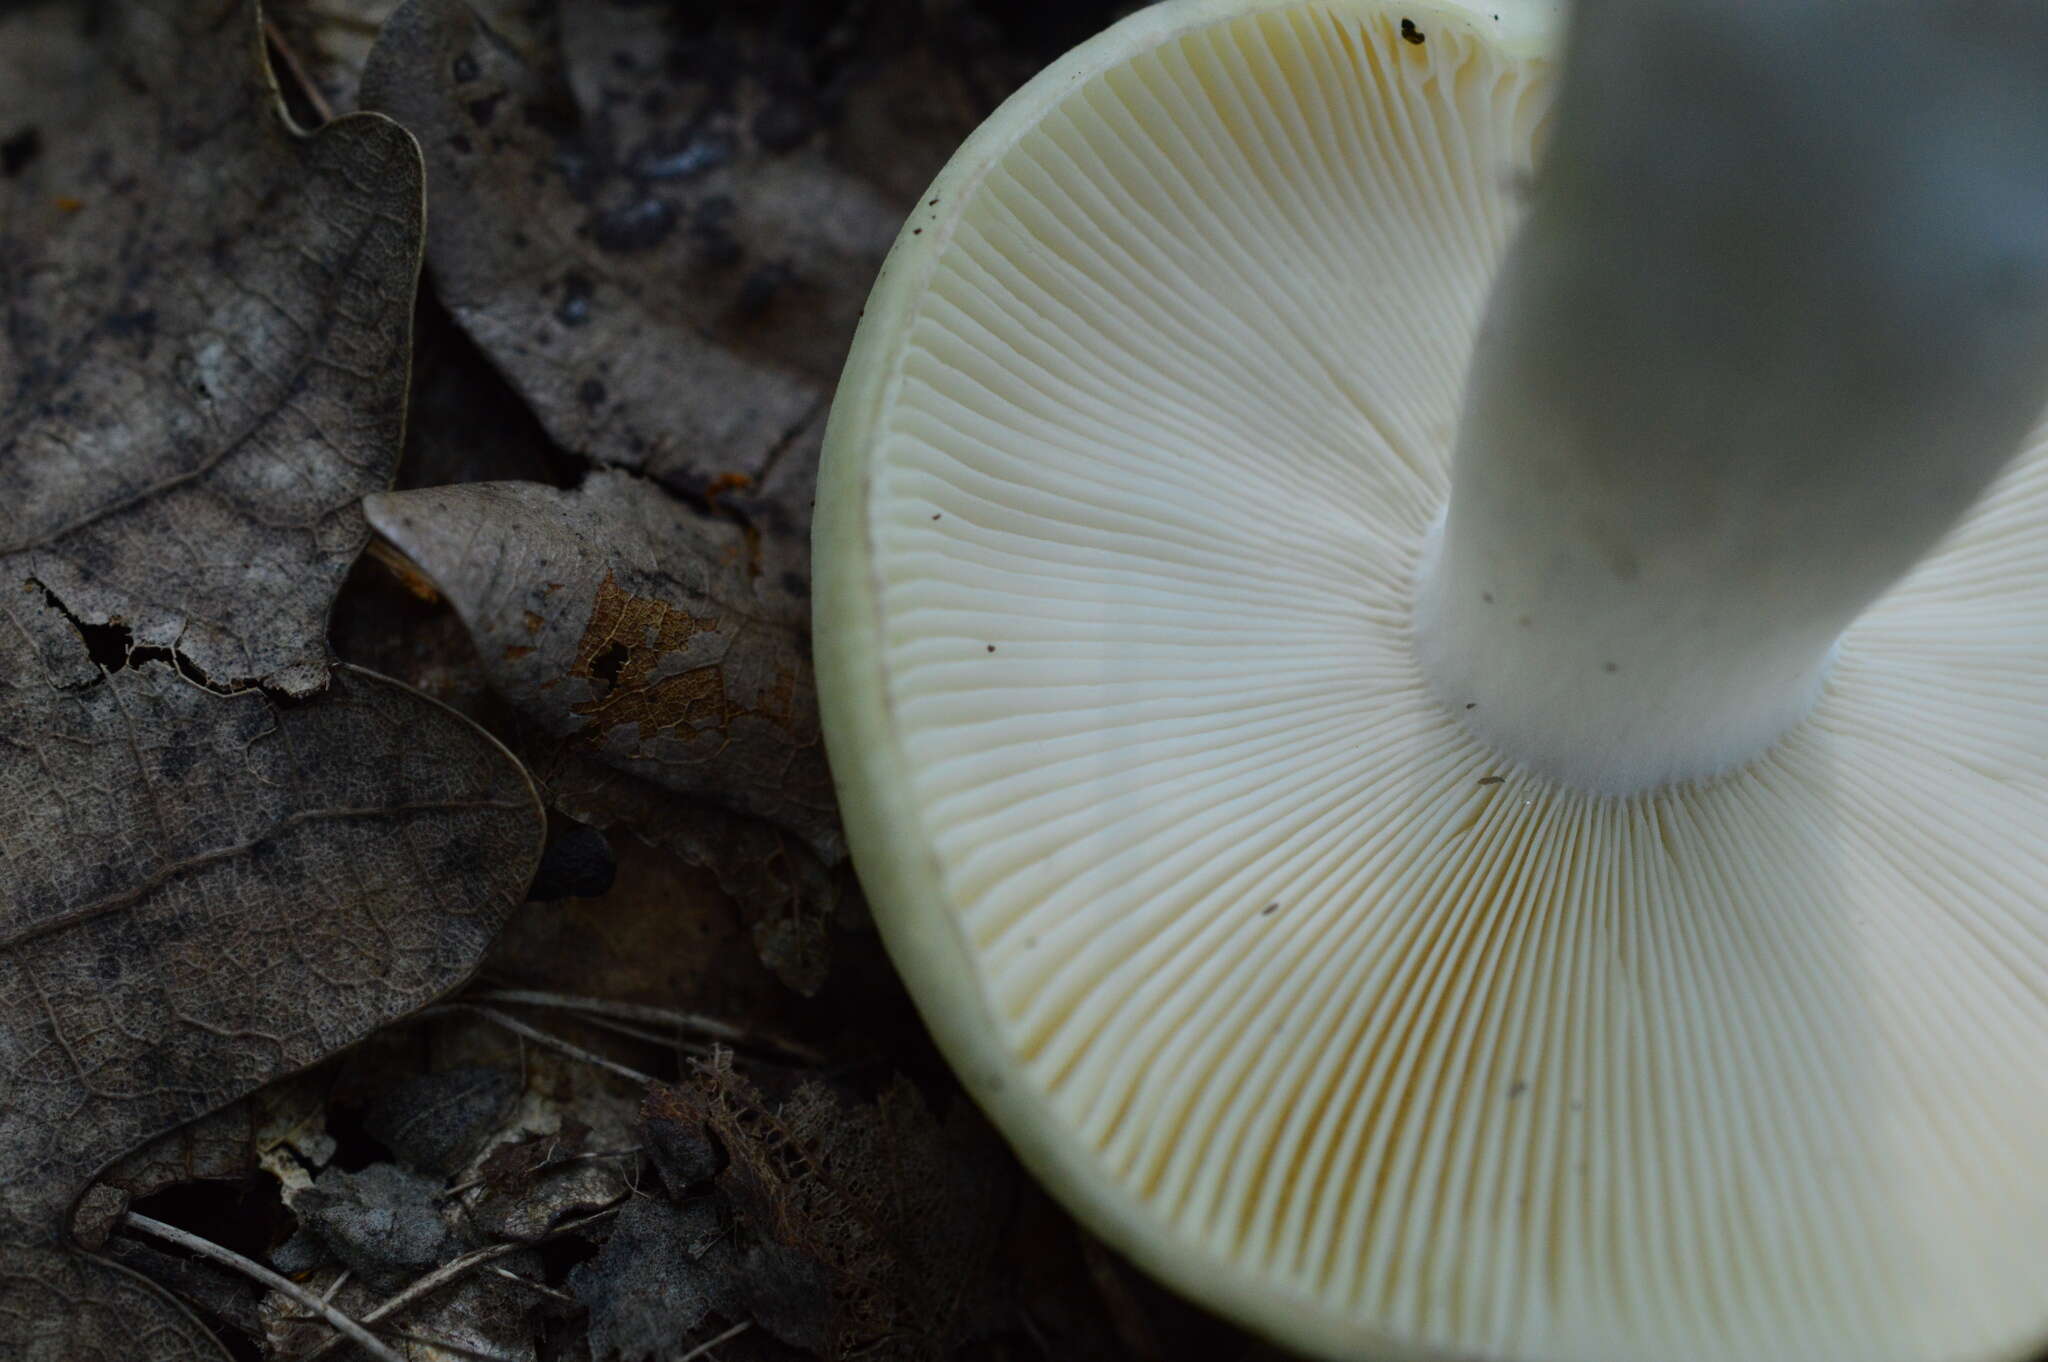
(382, 1328, 525, 1362)
(120, 1213, 405, 1362)
(678, 1319, 753, 1361)
(574, 1009, 717, 1054)
(471, 988, 749, 1040)
(299, 5, 382, 34)
(261, 19, 336, 126)
(419, 1003, 657, 1085)
(488, 1264, 579, 1304)
(468, 988, 822, 1062)
(438, 1145, 643, 1202)
(298, 1203, 623, 1362)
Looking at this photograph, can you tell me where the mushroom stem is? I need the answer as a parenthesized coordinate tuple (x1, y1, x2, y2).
(1414, 0, 2048, 794)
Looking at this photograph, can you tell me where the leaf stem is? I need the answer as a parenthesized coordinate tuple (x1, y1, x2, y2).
(119, 1212, 406, 1362)
(295, 1204, 624, 1362)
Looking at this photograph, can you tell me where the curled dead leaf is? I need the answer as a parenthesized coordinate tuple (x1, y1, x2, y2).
(365, 474, 839, 861)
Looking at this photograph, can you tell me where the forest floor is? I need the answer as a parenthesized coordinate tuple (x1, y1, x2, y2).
(0, 1, 1278, 1358)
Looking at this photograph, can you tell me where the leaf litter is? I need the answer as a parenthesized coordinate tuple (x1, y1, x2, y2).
(0, 2, 545, 1359)
(0, 0, 1272, 1358)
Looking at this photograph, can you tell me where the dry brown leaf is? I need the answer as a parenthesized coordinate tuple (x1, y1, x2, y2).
(0, 591, 542, 1361)
(0, 0, 425, 696)
(656, 1054, 1013, 1360)
(79, 1070, 331, 1239)
(481, 824, 809, 1033)
(357, 0, 822, 491)
(356, 0, 1003, 495)
(364, 474, 838, 860)
(533, 746, 851, 997)
(364, 470, 850, 991)
(0, 7, 548, 1356)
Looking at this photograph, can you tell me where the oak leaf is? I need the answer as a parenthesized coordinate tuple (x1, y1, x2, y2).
(0, 0, 424, 697)
(0, 611, 542, 1360)
(0, 4, 547, 1358)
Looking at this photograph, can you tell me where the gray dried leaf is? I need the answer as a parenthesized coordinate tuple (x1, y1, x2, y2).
(288, 1162, 463, 1292)
(0, 589, 542, 1361)
(568, 1195, 741, 1362)
(364, 1064, 522, 1175)
(365, 474, 839, 862)
(358, 0, 909, 492)
(0, 0, 425, 696)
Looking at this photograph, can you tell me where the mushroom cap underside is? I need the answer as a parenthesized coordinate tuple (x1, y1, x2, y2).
(813, 3, 2048, 1359)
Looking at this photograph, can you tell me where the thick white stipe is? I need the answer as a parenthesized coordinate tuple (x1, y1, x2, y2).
(816, 4, 2048, 1360)
(1415, 1, 2048, 793)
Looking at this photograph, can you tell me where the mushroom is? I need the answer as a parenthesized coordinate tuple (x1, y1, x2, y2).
(814, 2, 2048, 1360)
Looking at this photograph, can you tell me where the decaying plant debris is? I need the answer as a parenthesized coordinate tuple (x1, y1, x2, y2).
(0, 0, 1275, 1358)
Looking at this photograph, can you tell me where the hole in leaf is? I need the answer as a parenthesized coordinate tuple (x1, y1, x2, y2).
(1, 125, 41, 177)
(589, 640, 631, 689)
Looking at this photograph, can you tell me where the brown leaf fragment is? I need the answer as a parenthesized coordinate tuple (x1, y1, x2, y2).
(532, 745, 851, 996)
(67, 1186, 131, 1258)
(469, 1131, 630, 1246)
(655, 1054, 1013, 1360)
(0, 0, 426, 696)
(365, 474, 840, 862)
(91, 1098, 265, 1212)
(74, 1066, 333, 1256)
(0, 584, 543, 1362)
(475, 1118, 590, 1198)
